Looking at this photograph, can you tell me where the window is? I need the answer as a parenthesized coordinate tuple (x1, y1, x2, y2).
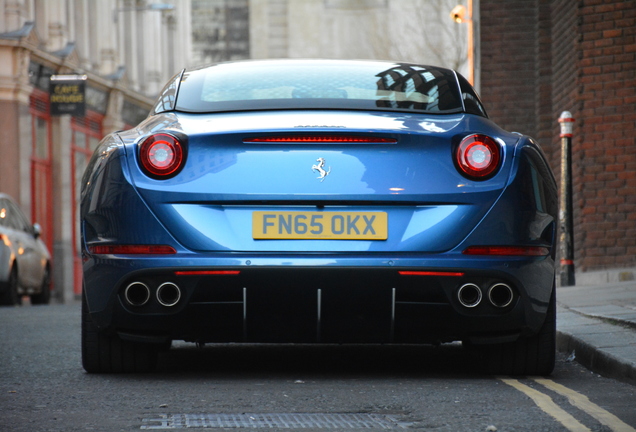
(173, 60, 465, 115)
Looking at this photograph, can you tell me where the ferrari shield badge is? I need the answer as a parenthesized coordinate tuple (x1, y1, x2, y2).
(312, 158, 331, 182)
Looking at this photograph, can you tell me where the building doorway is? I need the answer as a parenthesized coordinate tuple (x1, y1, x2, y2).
(29, 89, 54, 260)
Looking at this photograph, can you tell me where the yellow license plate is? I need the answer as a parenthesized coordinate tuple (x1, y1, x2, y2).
(253, 211, 388, 240)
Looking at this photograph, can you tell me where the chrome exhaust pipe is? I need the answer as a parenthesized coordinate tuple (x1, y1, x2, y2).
(457, 283, 482, 308)
(156, 282, 181, 307)
(488, 283, 514, 308)
(124, 282, 151, 307)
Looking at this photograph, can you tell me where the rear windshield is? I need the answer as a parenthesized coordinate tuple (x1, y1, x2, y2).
(172, 60, 466, 115)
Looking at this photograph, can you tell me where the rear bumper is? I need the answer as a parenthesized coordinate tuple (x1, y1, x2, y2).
(84, 253, 555, 345)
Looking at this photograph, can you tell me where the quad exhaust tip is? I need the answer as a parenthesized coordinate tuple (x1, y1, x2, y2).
(156, 282, 182, 307)
(124, 282, 151, 307)
(124, 281, 182, 308)
(457, 282, 515, 309)
(457, 283, 482, 308)
(488, 283, 514, 308)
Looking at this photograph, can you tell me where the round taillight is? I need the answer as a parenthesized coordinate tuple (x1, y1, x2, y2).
(456, 134, 501, 179)
(139, 133, 183, 177)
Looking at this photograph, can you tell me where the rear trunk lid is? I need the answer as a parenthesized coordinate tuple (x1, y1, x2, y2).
(126, 111, 517, 253)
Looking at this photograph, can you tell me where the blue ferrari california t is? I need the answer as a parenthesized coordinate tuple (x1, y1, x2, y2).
(80, 59, 557, 374)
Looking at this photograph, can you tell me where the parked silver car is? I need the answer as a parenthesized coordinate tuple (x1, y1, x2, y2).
(0, 193, 51, 305)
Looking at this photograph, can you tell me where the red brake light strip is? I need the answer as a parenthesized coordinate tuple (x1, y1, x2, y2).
(462, 246, 550, 256)
(244, 136, 397, 143)
(399, 271, 465, 277)
(88, 245, 177, 255)
(174, 270, 240, 276)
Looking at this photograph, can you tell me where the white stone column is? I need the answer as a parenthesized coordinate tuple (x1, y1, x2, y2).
(51, 114, 76, 303)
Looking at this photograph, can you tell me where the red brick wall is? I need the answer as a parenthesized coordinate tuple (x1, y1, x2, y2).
(480, 0, 538, 137)
(535, 0, 554, 150)
(550, 0, 583, 271)
(576, 0, 636, 270)
(480, 0, 636, 273)
(549, 0, 579, 162)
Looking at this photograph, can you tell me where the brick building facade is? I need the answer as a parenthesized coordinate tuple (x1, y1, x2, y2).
(480, 0, 635, 282)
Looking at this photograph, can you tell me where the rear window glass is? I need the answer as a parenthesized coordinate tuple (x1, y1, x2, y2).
(173, 60, 465, 115)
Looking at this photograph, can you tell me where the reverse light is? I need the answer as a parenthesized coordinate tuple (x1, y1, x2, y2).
(244, 135, 397, 144)
(462, 246, 550, 256)
(88, 245, 177, 255)
(456, 134, 501, 179)
(139, 133, 184, 177)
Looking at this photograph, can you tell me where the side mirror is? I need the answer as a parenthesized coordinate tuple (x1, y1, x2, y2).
(32, 223, 42, 239)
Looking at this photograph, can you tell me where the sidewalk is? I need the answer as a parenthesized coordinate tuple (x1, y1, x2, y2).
(556, 281, 636, 384)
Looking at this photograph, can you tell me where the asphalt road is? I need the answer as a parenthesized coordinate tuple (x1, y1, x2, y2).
(1, 302, 635, 432)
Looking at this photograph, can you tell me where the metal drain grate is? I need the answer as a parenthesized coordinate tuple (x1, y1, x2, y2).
(141, 413, 406, 429)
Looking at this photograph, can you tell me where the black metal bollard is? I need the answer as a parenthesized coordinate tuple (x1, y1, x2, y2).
(558, 111, 575, 286)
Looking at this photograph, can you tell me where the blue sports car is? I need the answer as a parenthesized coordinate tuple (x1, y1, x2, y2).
(80, 59, 557, 375)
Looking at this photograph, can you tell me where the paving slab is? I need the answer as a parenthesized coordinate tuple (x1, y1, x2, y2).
(556, 287, 636, 385)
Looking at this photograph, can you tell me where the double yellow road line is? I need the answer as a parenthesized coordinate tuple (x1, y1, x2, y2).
(500, 378, 635, 432)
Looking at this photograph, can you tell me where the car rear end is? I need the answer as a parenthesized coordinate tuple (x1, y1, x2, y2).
(82, 110, 556, 344)
(80, 60, 557, 374)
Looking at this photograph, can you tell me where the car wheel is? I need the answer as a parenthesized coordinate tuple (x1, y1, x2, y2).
(81, 291, 158, 373)
(478, 288, 556, 376)
(0, 267, 20, 306)
(30, 267, 51, 305)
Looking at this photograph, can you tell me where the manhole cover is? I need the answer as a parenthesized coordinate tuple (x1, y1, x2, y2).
(141, 413, 406, 429)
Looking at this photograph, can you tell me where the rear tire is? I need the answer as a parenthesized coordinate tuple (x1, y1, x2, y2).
(478, 288, 556, 376)
(30, 268, 51, 305)
(0, 267, 20, 306)
(82, 290, 158, 373)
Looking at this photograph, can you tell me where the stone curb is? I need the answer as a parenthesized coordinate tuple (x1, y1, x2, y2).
(556, 306, 636, 385)
(556, 329, 636, 384)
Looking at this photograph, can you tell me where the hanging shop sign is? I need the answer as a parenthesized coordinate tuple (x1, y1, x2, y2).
(49, 74, 87, 116)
